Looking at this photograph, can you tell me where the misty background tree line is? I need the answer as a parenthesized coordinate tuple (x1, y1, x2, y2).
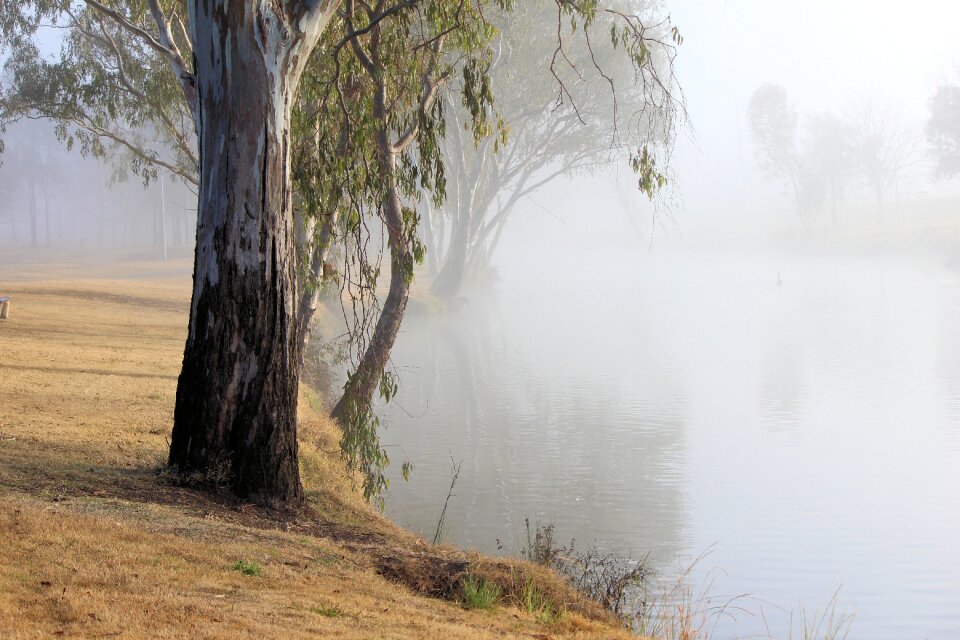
(748, 78, 960, 225)
(0, 0, 681, 508)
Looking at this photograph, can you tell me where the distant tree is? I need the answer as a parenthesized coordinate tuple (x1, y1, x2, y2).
(426, 1, 681, 300)
(0, 120, 63, 246)
(844, 97, 916, 218)
(748, 83, 822, 224)
(803, 112, 852, 223)
(925, 83, 960, 177)
(748, 84, 799, 182)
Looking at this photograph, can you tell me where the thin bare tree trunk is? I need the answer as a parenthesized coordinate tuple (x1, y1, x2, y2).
(28, 178, 37, 248)
(44, 191, 51, 247)
(295, 209, 339, 354)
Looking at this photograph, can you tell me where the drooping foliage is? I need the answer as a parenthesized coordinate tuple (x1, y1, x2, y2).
(293, 0, 512, 504)
(1, 0, 197, 185)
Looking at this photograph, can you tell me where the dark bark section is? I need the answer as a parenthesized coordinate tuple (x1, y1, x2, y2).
(168, 6, 304, 508)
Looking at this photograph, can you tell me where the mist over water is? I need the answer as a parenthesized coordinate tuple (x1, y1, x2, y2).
(381, 236, 960, 638)
(350, 121, 960, 637)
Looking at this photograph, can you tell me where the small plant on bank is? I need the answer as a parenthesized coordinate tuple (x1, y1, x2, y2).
(519, 577, 561, 624)
(310, 605, 344, 618)
(522, 517, 652, 619)
(461, 574, 501, 610)
(231, 560, 262, 576)
(794, 587, 854, 640)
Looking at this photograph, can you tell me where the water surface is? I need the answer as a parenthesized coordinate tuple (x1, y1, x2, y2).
(379, 247, 960, 638)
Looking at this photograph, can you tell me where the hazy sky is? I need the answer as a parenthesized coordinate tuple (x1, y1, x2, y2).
(669, 0, 960, 214)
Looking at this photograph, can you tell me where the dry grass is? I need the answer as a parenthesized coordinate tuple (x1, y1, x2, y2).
(0, 249, 632, 639)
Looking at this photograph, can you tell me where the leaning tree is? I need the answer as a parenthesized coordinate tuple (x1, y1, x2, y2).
(292, 0, 508, 502)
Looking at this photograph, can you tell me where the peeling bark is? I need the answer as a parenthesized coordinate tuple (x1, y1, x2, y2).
(168, 0, 338, 509)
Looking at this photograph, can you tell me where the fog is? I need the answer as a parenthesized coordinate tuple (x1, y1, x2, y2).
(0, 120, 195, 252)
(376, 2, 960, 638)
(4, 0, 960, 637)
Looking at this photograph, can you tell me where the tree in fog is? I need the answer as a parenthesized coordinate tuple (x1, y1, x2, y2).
(747, 83, 820, 223)
(426, 2, 681, 300)
(925, 83, 960, 177)
(293, 1, 508, 502)
(749, 84, 869, 225)
(748, 84, 799, 182)
(302, 1, 680, 498)
(0, 120, 63, 246)
(803, 112, 852, 223)
(844, 97, 916, 218)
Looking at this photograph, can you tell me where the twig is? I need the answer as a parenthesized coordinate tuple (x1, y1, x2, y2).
(432, 456, 462, 545)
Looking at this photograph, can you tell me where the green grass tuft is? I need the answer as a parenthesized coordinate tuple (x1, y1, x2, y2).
(519, 577, 561, 624)
(461, 574, 501, 610)
(231, 560, 262, 576)
(310, 605, 344, 618)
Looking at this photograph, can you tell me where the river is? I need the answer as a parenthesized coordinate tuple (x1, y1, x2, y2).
(378, 246, 960, 638)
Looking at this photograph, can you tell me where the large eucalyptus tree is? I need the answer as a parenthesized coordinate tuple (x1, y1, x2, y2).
(1, 0, 683, 509)
(3, 0, 351, 507)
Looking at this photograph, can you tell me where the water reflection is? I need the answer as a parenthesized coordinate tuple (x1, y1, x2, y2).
(376, 248, 960, 639)
(381, 292, 691, 567)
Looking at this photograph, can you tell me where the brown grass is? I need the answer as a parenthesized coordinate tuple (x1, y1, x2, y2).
(0, 249, 633, 639)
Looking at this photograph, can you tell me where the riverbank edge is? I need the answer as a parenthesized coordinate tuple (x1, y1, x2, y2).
(0, 254, 633, 639)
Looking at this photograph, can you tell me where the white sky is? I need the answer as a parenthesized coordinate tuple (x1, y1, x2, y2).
(668, 0, 960, 215)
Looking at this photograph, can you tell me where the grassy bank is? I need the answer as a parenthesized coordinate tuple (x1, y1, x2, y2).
(0, 249, 631, 639)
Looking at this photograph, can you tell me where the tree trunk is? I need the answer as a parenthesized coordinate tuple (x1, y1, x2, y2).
(295, 208, 338, 354)
(331, 86, 411, 423)
(44, 192, 50, 247)
(421, 200, 441, 276)
(431, 212, 469, 300)
(28, 179, 37, 248)
(168, 2, 331, 508)
(330, 227, 410, 422)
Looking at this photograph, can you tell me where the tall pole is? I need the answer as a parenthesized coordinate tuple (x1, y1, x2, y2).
(159, 172, 168, 261)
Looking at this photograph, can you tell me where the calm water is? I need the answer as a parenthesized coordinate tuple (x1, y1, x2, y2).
(378, 247, 960, 639)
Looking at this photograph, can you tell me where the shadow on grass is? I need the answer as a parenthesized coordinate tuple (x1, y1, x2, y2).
(0, 363, 179, 381)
